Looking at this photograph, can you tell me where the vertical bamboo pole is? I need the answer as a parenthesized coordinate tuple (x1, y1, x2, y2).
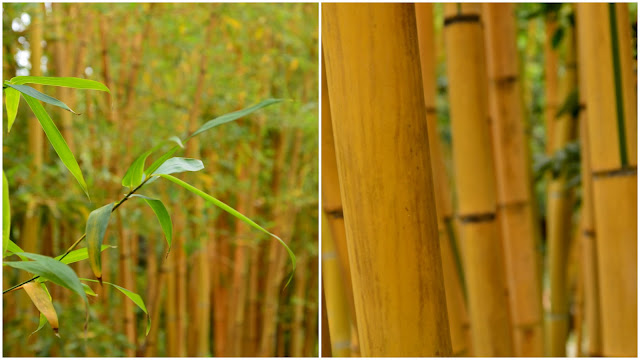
(576, 34, 602, 356)
(323, 3, 452, 356)
(442, 3, 514, 356)
(415, 4, 471, 356)
(290, 253, 308, 357)
(576, 3, 637, 356)
(321, 285, 333, 357)
(482, 4, 544, 356)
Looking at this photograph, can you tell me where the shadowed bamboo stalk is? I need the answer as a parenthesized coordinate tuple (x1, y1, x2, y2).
(576, 3, 637, 356)
(482, 4, 544, 356)
(545, 21, 578, 357)
(443, 3, 514, 356)
(415, 4, 471, 356)
(323, 3, 452, 356)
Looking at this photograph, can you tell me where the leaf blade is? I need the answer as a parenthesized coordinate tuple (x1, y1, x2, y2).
(188, 99, 284, 139)
(85, 203, 115, 281)
(5, 83, 77, 114)
(10, 76, 110, 93)
(5, 87, 20, 132)
(54, 244, 114, 265)
(22, 94, 90, 199)
(23, 282, 59, 336)
(130, 195, 172, 254)
(4, 252, 87, 304)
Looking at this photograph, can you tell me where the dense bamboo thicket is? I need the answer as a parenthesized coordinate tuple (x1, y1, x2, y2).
(323, 3, 452, 356)
(322, 2, 636, 357)
(3, 3, 318, 356)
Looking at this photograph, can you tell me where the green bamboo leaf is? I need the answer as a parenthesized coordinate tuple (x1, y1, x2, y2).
(5, 87, 20, 132)
(10, 76, 110, 93)
(54, 245, 115, 265)
(146, 157, 204, 185)
(82, 278, 151, 335)
(167, 136, 184, 148)
(158, 174, 296, 287)
(22, 94, 90, 199)
(188, 99, 284, 139)
(5, 83, 78, 114)
(122, 148, 155, 188)
(152, 157, 204, 176)
(85, 203, 114, 282)
(81, 283, 97, 297)
(130, 195, 172, 255)
(3, 171, 10, 258)
(4, 252, 88, 305)
(31, 313, 48, 337)
(5, 240, 27, 260)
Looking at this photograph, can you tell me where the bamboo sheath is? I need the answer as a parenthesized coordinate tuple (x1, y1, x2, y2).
(576, 4, 637, 356)
(415, 4, 471, 356)
(576, 35, 602, 357)
(323, 4, 452, 356)
(482, 5, 544, 356)
(321, 56, 360, 356)
(442, 3, 514, 356)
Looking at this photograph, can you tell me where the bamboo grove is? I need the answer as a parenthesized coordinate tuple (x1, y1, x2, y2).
(3, 3, 318, 357)
(321, 3, 636, 357)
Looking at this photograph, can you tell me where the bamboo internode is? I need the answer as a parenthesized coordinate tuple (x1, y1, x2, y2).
(443, 3, 514, 356)
(323, 3, 452, 356)
(482, 4, 543, 356)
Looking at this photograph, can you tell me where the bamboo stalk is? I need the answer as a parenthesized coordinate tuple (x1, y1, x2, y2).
(321, 284, 333, 357)
(415, 5, 471, 356)
(576, 4, 637, 356)
(482, 3, 544, 356)
(323, 3, 453, 356)
(442, 3, 515, 356)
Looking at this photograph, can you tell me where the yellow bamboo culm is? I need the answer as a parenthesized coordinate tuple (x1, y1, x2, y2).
(415, 4, 471, 356)
(482, 4, 544, 357)
(576, 3, 637, 356)
(576, 30, 602, 356)
(323, 3, 452, 356)
(443, 3, 514, 356)
(544, 16, 578, 358)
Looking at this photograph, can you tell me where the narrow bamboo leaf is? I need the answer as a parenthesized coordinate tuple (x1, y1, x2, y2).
(145, 157, 204, 185)
(151, 157, 204, 176)
(5, 240, 28, 260)
(5, 83, 78, 114)
(5, 87, 20, 132)
(158, 174, 296, 286)
(144, 146, 179, 177)
(22, 94, 90, 199)
(167, 136, 184, 148)
(23, 282, 59, 336)
(81, 283, 98, 297)
(54, 244, 114, 265)
(3, 171, 10, 258)
(122, 149, 154, 188)
(130, 195, 172, 254)
(10, 76, 110, 93)
(4, 252, 87, 304)
(188, 99, 284, 139)
(85, 203, 114, 281)
(82, 278, 151, 335)
(31, 313, 48, 337)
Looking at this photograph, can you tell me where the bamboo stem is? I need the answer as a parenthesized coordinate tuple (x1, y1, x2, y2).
(323, 4, 453, 356)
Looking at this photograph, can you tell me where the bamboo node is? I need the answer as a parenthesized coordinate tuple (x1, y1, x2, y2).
(458, 212, 496, 223)
(444, 14, 480, 26)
